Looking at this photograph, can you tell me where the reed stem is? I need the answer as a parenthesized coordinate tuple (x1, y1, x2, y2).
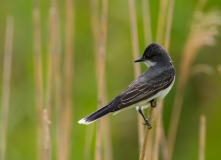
(199, 115, 206, 160)
(145, 125, 153, 160)
(218, 66, 221, 74)
(156, 0, 169, 44)
(103, 116, 113, 160)
(33, 0, 44, 159)
(43, 109, 51, 160)
(0, 16, 13, 160)
(139, 106, 155, 160)
(161, 124, 169, 160)
(152, 101, 163, 160)
(164, 0, 175, 51)
(142, 0, 152, 45)
(43, 7, 57, 160)
(84, 1, 100, 159)
(95, 0, 108, 159)
(90, 0, 100, 75)
(83, 124, 95, 160)
(128, 0, 144, 152)
(58, 0, 74, 159)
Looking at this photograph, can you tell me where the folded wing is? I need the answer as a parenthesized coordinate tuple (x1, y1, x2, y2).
(110, 72, 174, 112)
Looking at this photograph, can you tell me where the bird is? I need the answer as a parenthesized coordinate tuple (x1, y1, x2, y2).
(78, 43, 175, 128)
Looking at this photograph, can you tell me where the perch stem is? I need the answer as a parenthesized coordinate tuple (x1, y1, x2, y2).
(139, 99, 156, 160)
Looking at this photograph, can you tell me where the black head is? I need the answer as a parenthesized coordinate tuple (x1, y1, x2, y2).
(134, 43, 172, 67)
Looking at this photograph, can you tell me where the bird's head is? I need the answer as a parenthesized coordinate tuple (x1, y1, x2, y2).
(134, 43, 172, 67)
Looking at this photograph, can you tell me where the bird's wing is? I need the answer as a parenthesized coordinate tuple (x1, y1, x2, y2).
(121, 75, 174, 105)
(110, 73, 174, 112)
(108, 65, 175, 112)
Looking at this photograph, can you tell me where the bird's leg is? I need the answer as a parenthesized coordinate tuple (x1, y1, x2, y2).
(138, 108, 152, 129)
(150, 99, 157, 108)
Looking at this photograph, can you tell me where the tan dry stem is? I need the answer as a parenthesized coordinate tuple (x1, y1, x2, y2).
(95, 0, 108, 159)
(217, 65, 221, 74)
(33, 0, 44, 159)
(50, 1, 63, 160)
(139, 104, 155, 160)
(142, 0, 152, 45)
(43, 109, 51, 160)
(145, 125, 154, 160)
(129, 0, 141, 78)
(128, 0, 144, 152)
(156, 0, 169, 44)
(103, 84, 113, 160)
(49, 2, 63, 160)
(83, 1, 100, 159)
(60, 103, 73, 160)
(50, 1, 66, 160)
(152, 101, 163, 160)
(46, 7, 57, 117)
(95, 120, 103, 160)
(199, 115, 206, 160)
(0, 16, 13, 160)
(43, 8, 57, 160)
(90, 0, 100, 75)
(161, 124, 169, 160)
(103, 116, 113, 160)
(164, 0, 175, 51)
(58, 0, 74, 159)
(83, 124, 95, 160)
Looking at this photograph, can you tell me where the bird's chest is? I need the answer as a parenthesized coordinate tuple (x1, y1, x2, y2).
(155, 76, 175, 102)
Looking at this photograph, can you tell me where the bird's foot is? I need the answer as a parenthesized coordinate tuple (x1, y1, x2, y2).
(142, 118, 153, 129)
(138, 108, 153, 129)
(150, 99, 157, 108)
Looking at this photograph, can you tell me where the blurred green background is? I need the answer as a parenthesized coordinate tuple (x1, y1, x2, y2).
(0, 0, 221, 160)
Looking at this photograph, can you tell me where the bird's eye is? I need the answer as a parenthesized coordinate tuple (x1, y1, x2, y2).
(147, 55, 152, 59)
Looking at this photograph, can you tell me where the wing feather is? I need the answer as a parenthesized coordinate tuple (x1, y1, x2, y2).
(109, 66, 175, 112)
(121, 75, 174, 106)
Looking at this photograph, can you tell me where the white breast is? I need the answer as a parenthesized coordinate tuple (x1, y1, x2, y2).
(155, 76, 175, 102)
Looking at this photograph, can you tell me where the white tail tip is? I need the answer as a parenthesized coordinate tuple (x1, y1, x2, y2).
(78, 118, 88, 125)
(78, 118, 96, 125)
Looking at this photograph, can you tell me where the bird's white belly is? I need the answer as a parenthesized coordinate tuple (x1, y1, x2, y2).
(155, 76, 175, 102)
(113, 77, 175, 115)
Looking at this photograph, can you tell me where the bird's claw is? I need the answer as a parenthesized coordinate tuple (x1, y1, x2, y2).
(142, 119, 152, 129)
(142, 122, 152, 129)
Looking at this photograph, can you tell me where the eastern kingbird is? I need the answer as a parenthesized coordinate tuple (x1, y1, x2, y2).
(78, 43, 175, 128)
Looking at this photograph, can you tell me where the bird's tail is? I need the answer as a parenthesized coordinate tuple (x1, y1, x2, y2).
(78, 104, 111, 125)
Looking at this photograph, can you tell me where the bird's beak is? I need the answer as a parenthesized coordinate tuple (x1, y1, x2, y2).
(134, 57, 144, 63)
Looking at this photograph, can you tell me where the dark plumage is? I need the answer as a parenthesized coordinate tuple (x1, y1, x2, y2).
(79, 43, 175, 125)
